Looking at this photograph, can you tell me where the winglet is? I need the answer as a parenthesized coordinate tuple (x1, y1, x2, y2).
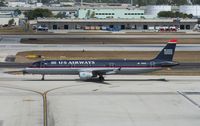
(168, 39, 177, 43)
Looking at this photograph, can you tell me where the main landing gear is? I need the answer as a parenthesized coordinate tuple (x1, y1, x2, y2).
(99, 75, 105, 81)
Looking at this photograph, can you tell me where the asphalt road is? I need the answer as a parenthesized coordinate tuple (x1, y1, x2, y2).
(1, 44, 200, 52)
(1, 34, 200, 39)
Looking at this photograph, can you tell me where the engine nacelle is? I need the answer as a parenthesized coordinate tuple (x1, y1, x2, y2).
(79, 71, 93, 80)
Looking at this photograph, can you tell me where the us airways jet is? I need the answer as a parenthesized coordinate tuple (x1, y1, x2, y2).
(23, 39, 179, 81)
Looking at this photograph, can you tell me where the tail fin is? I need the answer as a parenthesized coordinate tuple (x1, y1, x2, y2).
(153, 39, 177, 61)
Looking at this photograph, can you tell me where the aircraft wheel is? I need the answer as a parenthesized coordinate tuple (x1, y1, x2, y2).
(99, 76, 105, 81)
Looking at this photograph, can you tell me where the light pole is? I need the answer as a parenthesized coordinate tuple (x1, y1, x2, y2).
(81, 0, 83, 6)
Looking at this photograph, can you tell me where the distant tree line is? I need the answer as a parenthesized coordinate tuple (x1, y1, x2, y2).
(24, 8, 53, 20)
(158, 11, 193, 18)
(0, 0, 6, 7)
(24, 8, 73, 20)
(191, 0, 200, 4)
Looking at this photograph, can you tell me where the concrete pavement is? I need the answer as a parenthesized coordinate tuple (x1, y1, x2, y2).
(0, 71, 200, 126)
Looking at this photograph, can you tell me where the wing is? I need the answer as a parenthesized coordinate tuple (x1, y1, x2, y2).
(92, 67, 121, 75)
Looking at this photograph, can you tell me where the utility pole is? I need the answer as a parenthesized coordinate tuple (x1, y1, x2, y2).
(131, 0, 133, 6)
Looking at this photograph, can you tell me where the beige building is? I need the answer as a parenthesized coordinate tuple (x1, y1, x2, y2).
(0, 15, 19, 26)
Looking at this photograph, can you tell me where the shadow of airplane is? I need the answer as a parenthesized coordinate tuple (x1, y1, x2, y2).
(23, 78, 168, 84)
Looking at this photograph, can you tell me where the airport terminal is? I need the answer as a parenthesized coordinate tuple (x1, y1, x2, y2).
(37, 18, 197, 30)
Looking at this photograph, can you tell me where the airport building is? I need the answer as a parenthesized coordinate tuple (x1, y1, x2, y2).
(78, 8, 147, 19)
(0, 12, 19, 25)
(37, 18, 198, 31)
(145, 5, 172, 16)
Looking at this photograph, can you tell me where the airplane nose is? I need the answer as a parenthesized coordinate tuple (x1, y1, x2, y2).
(173, 62, 179, 66)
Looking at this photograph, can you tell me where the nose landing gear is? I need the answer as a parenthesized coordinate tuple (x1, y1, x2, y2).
(41, 74, 45, 80)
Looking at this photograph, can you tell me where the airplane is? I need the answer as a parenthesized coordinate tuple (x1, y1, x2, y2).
(23, 39, 179, 81)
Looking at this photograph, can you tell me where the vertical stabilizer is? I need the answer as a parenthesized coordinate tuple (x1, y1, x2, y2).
(153, 39, 177, 61)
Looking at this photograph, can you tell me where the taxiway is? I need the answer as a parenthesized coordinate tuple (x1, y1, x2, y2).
(0, 71, 199, 126)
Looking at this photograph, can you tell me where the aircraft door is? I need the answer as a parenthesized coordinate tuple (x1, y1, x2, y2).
(150, 61, 155, 67)
(108, 63, 116, 67)
(40, 62, 44, 68)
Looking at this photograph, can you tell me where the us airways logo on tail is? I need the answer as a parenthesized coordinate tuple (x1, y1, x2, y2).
(164, 49, 173, 55)
(51, 60, 96, 65)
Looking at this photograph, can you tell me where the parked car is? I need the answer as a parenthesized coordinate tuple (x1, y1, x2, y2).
(37, 26, 48, 31)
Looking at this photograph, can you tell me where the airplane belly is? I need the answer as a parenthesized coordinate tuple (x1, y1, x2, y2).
(116, 67, 161, 74)
(25, 67, 162, 75)
(25, 68, 78, 75)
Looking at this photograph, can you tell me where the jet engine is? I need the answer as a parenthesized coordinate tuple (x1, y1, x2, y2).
(79, 71, 93, 80)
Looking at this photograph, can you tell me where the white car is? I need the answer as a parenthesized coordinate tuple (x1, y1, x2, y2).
(37, 26, 48, 31)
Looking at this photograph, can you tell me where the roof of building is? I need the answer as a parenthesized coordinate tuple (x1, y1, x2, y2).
(37, 18, 198, 23)
(0, 6, 140, 11)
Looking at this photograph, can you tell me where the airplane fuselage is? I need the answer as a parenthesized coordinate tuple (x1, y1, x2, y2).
(24, 59, 177, 75)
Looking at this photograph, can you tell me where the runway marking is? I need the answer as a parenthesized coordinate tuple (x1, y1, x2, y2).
(0, 83, 93, 126)
(177, 91, 200, 109)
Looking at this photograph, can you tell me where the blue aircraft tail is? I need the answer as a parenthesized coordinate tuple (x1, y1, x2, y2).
(153, 39, 177, 61)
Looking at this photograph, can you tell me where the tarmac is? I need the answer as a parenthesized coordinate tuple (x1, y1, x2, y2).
(0, 69, 200, 126)
(1, 42, 200, 62)
(0, 34, 200, 126)
(1, 34, 200, 39)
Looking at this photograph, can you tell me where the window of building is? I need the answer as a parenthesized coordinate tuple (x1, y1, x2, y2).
(53, 25, 57, 30)
(121, 25, 125, 29)
(141, 13, 144, 15)
(112, 13, 114, 15)
(143, 25, 148, 30)
(125, 13, 127, 15)
(64, 25, 68, 29)
(135, 13, 138, 15)
(186, 25, 190, 29)
(180, 25, 185, 30)
(96, 13, 98, 15)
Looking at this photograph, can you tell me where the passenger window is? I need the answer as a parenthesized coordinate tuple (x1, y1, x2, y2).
(150, 61, 155, 67)
(109, 63, 115, 67)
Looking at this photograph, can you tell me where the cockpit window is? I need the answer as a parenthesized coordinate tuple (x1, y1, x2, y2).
(32, 62, 40, 67)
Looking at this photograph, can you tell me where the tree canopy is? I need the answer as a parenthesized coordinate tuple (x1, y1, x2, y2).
(8, 19, 15, 26)
(24, 8, 53, 20)
(14, 9, 22, 16)
(0, 0, 6, 7)
(158, 11, 193, 18)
